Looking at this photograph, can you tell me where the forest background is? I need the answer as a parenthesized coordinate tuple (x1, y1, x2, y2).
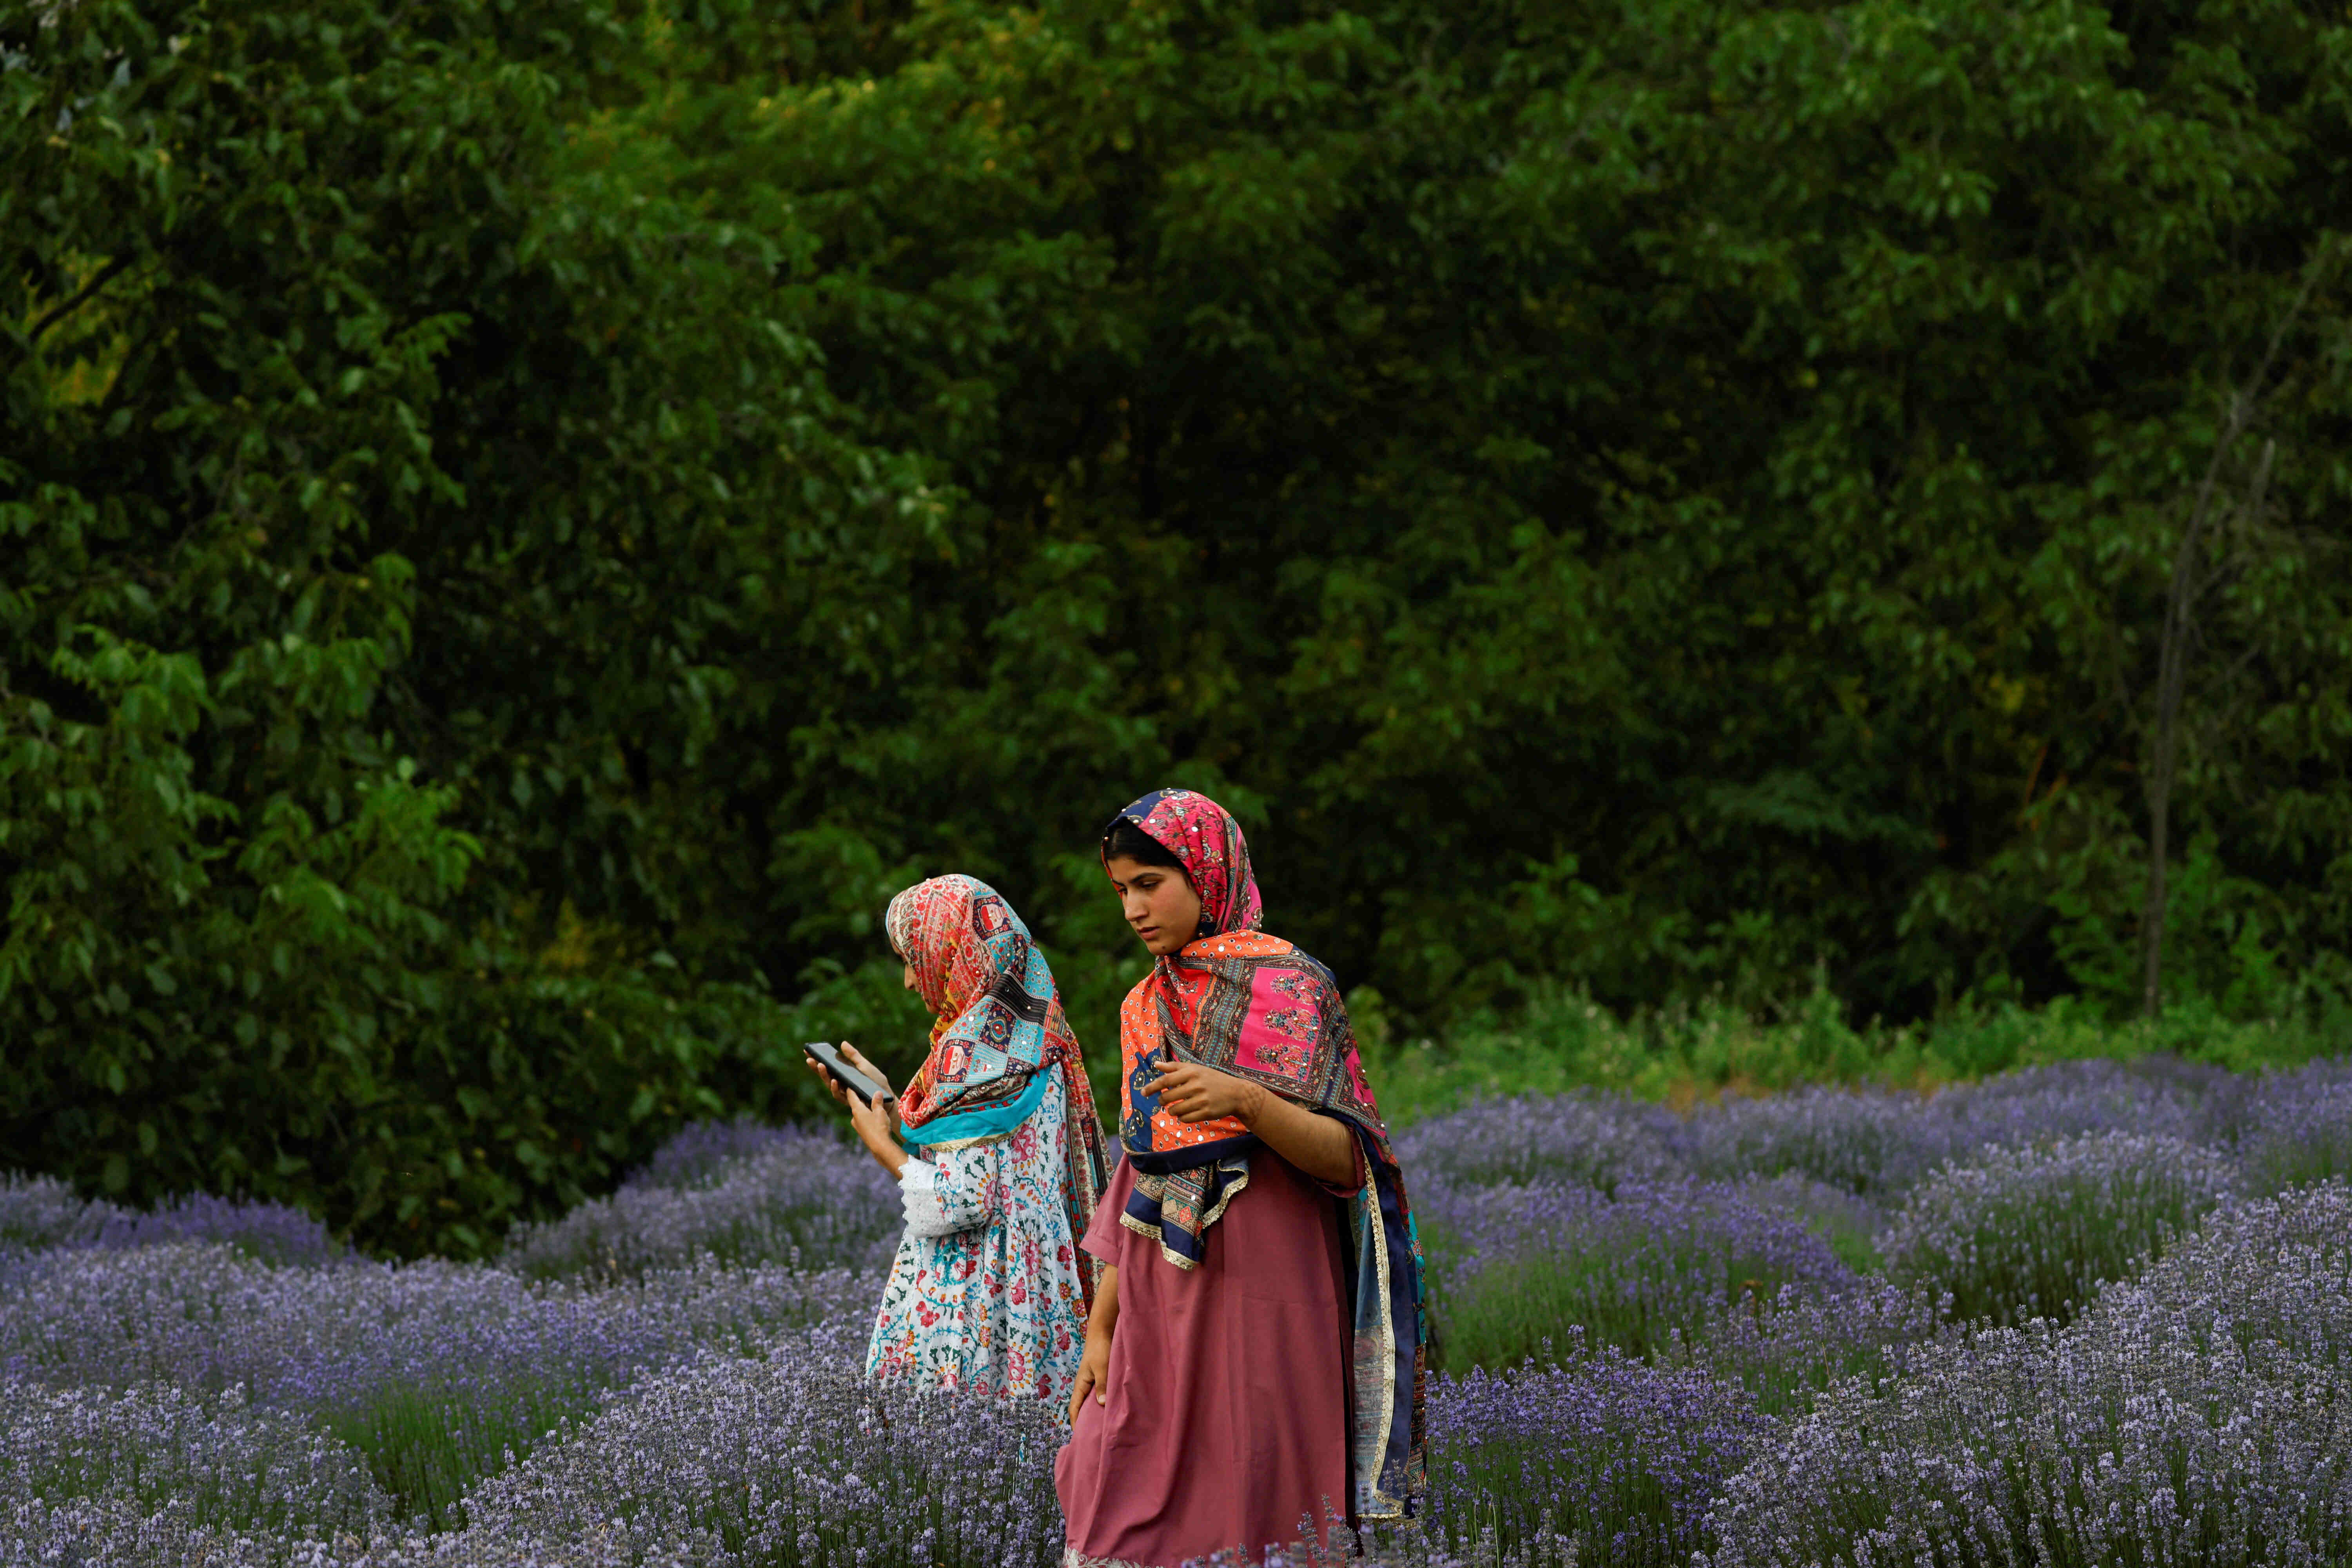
(7, 0, 2352, 1257)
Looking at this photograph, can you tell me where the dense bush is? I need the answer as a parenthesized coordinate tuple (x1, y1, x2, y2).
(1703, 1183, 2352, 1568)
(1881, 1132, 2235, 1326)
(13, 1065, 2352, 1563)
(1396, 1093, 1682, 1195)
(0, 1239, 879, 1526)
(0, 1382, 390, 1545)
(1426, 1179, 1858, 1369)
(2237, 1058, 2352, 1195)
(1427, 1348, 1769, 1568)
(500, 1123, 899, 1283)
(447, 1328, 1067, 1567)
(11, 0, 2352, 1251)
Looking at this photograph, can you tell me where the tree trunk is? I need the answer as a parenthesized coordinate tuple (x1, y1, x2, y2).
(2139, 429, 2274, 1017)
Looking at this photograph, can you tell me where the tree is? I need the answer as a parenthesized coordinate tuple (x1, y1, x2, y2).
(9, 0, 2352, 1250)
(2136, 240, 2350, 1016)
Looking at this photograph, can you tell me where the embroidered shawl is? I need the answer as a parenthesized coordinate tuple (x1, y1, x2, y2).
(1102, 789, 1428, 1519)
(884, 874, 1109, 1308)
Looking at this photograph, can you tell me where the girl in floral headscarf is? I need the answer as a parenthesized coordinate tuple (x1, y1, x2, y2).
(809, 874, 1109, 1403)
(1056, 790, 1428, 1566)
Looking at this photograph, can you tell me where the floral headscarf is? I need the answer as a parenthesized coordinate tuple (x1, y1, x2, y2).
(884, 874, 1108, 1308)
(1100, 789, 1428, 1519)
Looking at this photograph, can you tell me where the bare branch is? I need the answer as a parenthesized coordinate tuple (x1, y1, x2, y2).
(23, 256, 138, 349)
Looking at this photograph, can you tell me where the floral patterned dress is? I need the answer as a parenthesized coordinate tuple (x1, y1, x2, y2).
(866, 1071, 1091, 1403)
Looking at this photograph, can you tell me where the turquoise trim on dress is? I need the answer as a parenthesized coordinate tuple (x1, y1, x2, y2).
(904, 1069, 1051, 1154)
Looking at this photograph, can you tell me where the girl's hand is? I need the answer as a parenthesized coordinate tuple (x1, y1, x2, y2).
(804, 1042, 900, 1113)
(1140, 1061, 1261, 1124)
(804, 1052, 852, 1108)
(835, 1042, 898, 1104)
(1068, 1325, 1113, 1424)
(846, 1084, 901, 1152)
(807, 1043, 905, 1176)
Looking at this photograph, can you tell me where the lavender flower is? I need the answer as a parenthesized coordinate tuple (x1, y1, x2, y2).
(10, 1062, 2345, 1566)
(1933, 1054, 2224, 1151)
(0, 1498, 290, 1568)
(1669, 1278, 1945, 1421)
(1426, 1179, 1857, 1370)
(1703, 1182, 2352, 1568)
(1881, 1130, 2234, 1326)
(502, 1134, 900, 1283)
(624, 1117, 847, 1192)
(0, 1240, 884, 1527)
(1, 1174, 336, 1268)
(1427, 1343, 1766, 1568)
(0, 1380, 389, 1556)
(445, 1325, 1064, 1567)
(1681, 1086, 1927, 1197)
(92, 1193, 341, 1267)
(1728, 1174, 1888, 1273)
(0, 1172, 120, 1249)
(1183, 1521, 1577, 1568)
(1396, 1093, 1682, 1196)
(1681, 1058, 2222, 1198)
(2237, 1056, 2352, 1195)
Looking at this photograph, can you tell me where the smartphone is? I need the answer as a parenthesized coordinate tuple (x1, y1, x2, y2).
(803, 1040, 890, 1109)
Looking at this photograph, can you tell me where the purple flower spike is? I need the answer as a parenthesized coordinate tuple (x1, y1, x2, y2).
(1882, 1130, 2234, 1327)
(504, 1122, 900, 1283)
(1705, 1183, 2352, 1568)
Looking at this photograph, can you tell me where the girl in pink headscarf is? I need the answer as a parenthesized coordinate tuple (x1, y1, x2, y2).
(1056, 789, 1428, 1565)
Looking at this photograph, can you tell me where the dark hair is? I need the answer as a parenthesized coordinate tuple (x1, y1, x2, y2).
(1102, 817, 1184, 870)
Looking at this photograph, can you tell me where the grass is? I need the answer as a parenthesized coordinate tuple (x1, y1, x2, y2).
(1356, 984, 2345, 1128)
(322, 1373, 612, 1530)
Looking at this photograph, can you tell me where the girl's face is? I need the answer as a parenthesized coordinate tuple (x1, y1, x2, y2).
(1104, 855, 1203, 957)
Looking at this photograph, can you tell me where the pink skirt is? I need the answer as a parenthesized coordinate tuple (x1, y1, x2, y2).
(1056, 1150, 1354, 1567)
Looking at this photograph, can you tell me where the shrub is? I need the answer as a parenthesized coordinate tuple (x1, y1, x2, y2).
(1931, 1056, 2226, 1154)
(0, 1381, 388, 1546)
(89, 1192, 341, 1267)
(1427, 1345, 1769, 1568)
(0, 1240, 881, 1526)
(1881, 1131, 2234, 1327)
(1428, 1180, 1856, 1369)
(623, 1117, 837, 1191)
(2237, 1058, 2352, 1194)
(500, 1131, 900, 1282)
(0, 1173, 117, 1250)
(1702, 1184, 2352, 1568)
(1682, 1059, 2229, 1200)
(447, 1327, 1065, 1567)
(1397, 1091, 1684, 1195)
(1682, 1086, 1929, 1196)
(1673, 1278, 1944, 1421)
(1728, 1173, 1888, 1273)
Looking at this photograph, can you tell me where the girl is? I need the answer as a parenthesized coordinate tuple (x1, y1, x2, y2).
(811, 873, 1110, 1403)
(1056, 789, 1427, 1565)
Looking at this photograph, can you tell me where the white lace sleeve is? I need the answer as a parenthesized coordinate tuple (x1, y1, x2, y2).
(898, 1142, 1003, 1238)
(898, 1158, 959, 1238)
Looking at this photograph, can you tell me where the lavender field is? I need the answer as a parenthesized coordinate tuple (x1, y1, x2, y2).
(11, 1058, 2352, 1567)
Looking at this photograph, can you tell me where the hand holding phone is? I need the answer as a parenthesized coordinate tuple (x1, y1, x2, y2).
(803, 1040, 891, 1108)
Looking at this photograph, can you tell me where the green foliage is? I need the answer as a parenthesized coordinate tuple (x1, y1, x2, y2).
(1361, 982, 2344, 1129)
(0, 0, 855, 1254)
(7, 0, 2352, 1250)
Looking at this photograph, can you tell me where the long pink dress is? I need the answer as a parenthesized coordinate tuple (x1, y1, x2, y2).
(1056, 1150, 1358, 1567)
